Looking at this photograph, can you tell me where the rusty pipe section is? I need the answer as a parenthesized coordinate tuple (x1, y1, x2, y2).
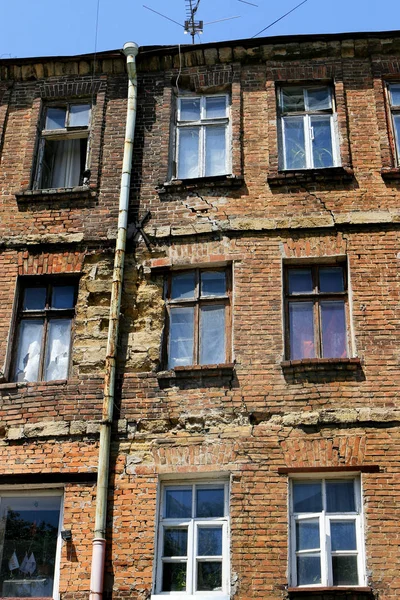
(89, 41, 139, 600)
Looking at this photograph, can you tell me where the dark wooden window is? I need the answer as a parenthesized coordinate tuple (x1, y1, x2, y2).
(34, 103, 91, 190)
(13, 278, 78, 382)
(284, 264, 349, 360)
(387, 84, 400, 165)
(164, 268, 232, 369)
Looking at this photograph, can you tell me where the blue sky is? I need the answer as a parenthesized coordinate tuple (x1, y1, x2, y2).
(1, 0, 399, 59)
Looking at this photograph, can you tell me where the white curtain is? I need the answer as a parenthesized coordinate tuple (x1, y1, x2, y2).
(51, 139, 81, 188)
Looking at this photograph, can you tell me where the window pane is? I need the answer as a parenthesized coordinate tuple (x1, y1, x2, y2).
(14, 319, 44, 382)
(390, 84, 400, 107)
(205, 96, 226, 119)
(201, 271, 226, 297)
(283, 117, 306, 169)
(169, 307, 194, 368)
(180, 98, 201, 121)
(197, 562, 222, 591)
(44, 138, 82, 188)
(296, 520, 320, 551)
(171, 272, 195, 300)
(319, 267, 344, 292)
(196, 488, 225, 518)
(289, 302, 315, 360)
(288, 269, 313, 294)
(69, 104, 90, 127)
(311, 116, 334, 168)
(205, 126, 226, 176)
(162, 563, 186, 592)
(307, 87, 332, 111)
(165, 488, 192, 518)
(297, 555, 321, 586)
(44, 318, 72, 381)
(326, 480, 355, 512)
(281, 88, 305, 112)
(0, 496, 61, 598)
(393, 114, 400, 156)
(52, 285, 75, 309)
(331, 521, 357, 551)
(198, 527, 222, 556)
(163, 528, 188, 557)
(23, 287, 47, 310)
(178, 128, 200, 179)
(320, 301, 347, 358)
(293, 482, 322, 513)
(199, 305, 225, 365)
(332, 555, 358, 586)
(45, 107, 66, 129)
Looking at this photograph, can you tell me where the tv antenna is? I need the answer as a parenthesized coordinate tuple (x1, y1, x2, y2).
(143, 0, 240, 44)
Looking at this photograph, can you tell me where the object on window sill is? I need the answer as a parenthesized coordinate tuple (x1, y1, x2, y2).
(15, 185, 96, 202)
(281, 357, 362, 371)
(381, 166, 400, 180)
(267, 166, 354, 186)
(157, 174, 244, 194)
(157, 363, 235, 379)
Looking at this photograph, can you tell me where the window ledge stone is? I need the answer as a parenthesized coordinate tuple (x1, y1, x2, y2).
(15, 185, 97, 202)
(157, 363, 235, 380)
(0, 379, 75, 393)
(381, 166, 400, 180)
(287, 587, 372, 595)
(281, 357, 362, 372)
(267, 166, 354, 186)
(157, 174, 244, 194)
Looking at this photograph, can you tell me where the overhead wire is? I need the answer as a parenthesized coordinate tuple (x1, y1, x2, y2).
(252, 0, 308, 38)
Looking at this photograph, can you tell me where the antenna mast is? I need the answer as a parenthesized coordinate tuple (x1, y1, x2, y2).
(184, 0, 203, 44)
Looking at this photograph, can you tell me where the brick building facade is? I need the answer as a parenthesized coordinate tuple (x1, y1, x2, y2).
(1, 29, 400, 600)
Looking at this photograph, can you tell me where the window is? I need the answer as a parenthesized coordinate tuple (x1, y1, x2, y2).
(290, 478, 365, 588)
(34, 103, 91, 189)
(153, 481, 229, 599)
(13, 279, 78, 382)
(164, 268, 231, 369)
(278, 86, 340, 170)
(388, 83, 400, 164)
(0, 491, 62, 598)
(284, 264, 349, 360)
(175, 96, 230, 179)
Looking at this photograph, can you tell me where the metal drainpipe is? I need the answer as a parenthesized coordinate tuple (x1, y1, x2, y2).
(89, 41, 139, 600)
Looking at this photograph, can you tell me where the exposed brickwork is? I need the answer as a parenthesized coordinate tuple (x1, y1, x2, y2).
(1, 30, 400, 600)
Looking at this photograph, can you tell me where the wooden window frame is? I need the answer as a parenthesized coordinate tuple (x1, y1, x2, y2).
(386, 83, 400, 166)
(164, 267, 232, 369)
(278, 86, 341, 170)
(12, 277, 78, 382)
(284, 263, 350, 360)
(152, 480, 230, 600)
(0, 488, 64, 600)
(33, 102, 91, 190)
(174, 95, 231, 180)
(289, 476, 366, 588)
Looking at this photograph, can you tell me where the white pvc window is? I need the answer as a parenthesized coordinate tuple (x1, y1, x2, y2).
(279, 87, 340, 170)
(153, 482, 229, 600)
(176, 96, 230, 179)
(34, 103, 91, 189)
(0, 490, 63, 599)
(289, 477, 366, 588)
(388, 84, 400, 164)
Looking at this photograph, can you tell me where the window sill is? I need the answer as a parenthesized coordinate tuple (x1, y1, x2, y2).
(287, 587, 372, 594)
(281, 357, 362, 372)
(157, 174, 244, 194)
(381, 166, 400, 180)
(151, 595, 229, 600)
(15, 185, 97, 202)
(267, 166, 354, 186)
(157, 363, 235, 380)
